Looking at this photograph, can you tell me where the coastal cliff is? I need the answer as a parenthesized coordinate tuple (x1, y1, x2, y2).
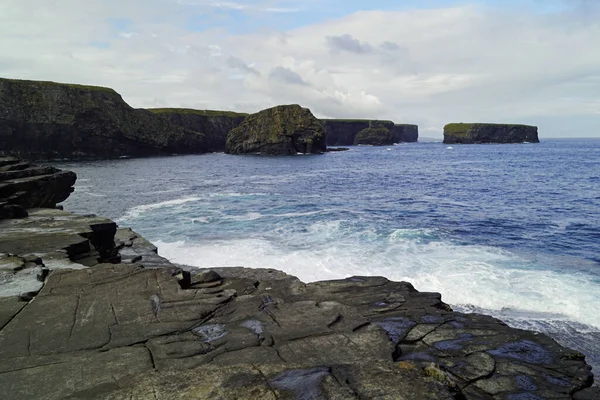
(226, 104, 327, 155)
(0, 78, 208, 159)
(148, 108, 248, 152)
(444, 123, 539, 144)
(0, 157, 598, 400)
(322, 119, 418, 146)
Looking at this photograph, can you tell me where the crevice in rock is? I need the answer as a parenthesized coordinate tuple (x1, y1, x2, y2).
(251, 364, 280, 400)
(66, 294, 81, 344)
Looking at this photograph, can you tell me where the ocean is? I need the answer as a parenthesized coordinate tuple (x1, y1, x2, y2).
(57, 139, 600, 375)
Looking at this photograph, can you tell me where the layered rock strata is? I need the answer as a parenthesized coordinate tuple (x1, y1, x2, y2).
(0, 156, 76, 218)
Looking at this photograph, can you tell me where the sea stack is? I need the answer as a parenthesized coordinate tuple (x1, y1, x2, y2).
(226, 104, 327, 155)
(321, 119, 418, 146)
(443, 123, 539, 144)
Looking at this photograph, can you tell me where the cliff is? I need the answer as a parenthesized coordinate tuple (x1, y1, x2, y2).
(0, 78, 208, 159)
(226, 104, 327, 155)
(444, 123, 539, 144)
(0, 158, 598, 400)
(322, 119, 418, 146)
(148, 108, 248, 152)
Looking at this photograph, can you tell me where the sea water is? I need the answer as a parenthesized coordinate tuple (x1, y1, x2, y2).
(57, 139, 600, 374)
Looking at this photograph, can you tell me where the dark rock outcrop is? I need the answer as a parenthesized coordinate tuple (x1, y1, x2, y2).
(322, 119, 418, 146)
(354, 127, 393, 145)
(148, 108, 248, 152)
(0, 78, 208, 159)
(226, 104, 326, 155)
(443, 123, 539, 144)
(0, 156, 76, 218)
(391, 123, 419, 143)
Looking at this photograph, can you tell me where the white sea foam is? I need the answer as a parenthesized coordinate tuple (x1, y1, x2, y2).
(154, 226, 600, 330)
(118, 196, 202, 222)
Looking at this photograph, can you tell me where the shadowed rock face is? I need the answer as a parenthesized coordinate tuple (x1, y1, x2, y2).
(0, 157, 76, 218)
(321, 119, 419, 146)
(354, 126, 394, 145)
(322, 119, 418, 146)
(0, 78, 208, 159)
(148, 109, 248, 152)
(226, 104, 327, 155)
(443, 123, 539, 144)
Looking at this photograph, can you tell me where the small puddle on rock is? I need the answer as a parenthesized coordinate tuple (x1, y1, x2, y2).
(374, 317, 417, 343)
(193, 324, 228, 342)
(487, 340, 553, 365)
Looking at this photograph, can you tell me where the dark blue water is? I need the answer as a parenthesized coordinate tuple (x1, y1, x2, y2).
(57, 139, 600, 374)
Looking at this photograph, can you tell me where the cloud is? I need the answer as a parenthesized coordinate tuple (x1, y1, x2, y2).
(326, 34, 374, 54)
(268, 66, 308, 85)
(0, 0, 599, 137)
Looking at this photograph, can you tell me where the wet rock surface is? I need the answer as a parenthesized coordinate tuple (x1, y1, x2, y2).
(0, 159, 597, 399)
(0, 239, 597, 399)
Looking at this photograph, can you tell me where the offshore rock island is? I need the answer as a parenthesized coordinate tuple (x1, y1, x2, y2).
(444, 123, 539, 144)
(0, 157, 597, 399)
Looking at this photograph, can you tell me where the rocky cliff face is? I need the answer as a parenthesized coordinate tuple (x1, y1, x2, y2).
(322, 119, 418, 146)
(0, 78, 208, 159)
(226, 104, 327, 155)
(444, 123, 539, 144)
(0, 158, 598, 400)
(391, 124, 419, 143)
(354, 127, 393, 145)
(148, 108, 248, 152)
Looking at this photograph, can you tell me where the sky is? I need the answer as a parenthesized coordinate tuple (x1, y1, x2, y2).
(1, 0, 599, 138)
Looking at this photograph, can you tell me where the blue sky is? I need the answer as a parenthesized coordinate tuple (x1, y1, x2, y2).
(1, 0, 599, 137)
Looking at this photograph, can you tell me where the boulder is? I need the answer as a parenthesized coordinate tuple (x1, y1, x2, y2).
(0, 78, 208, 159)
(443, 123, 539, 144)
(226, 105, 326, 155)
(148, 108, 248, 152)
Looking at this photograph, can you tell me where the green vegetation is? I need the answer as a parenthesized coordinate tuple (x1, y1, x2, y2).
(443, 123, 473, 138)
(0, 77, 117, 95)
(148, 108, 249, 117)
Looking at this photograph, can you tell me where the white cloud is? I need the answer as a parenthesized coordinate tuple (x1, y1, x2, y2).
(0, 0, 599, 137)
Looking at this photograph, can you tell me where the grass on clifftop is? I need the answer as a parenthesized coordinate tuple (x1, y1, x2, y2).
(0, 77, 118, 94)
(148, 108, 249, 117)
(444, 123, 474, 137)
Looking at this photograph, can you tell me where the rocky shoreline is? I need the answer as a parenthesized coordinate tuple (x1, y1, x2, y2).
(0, 157, 597, 399)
